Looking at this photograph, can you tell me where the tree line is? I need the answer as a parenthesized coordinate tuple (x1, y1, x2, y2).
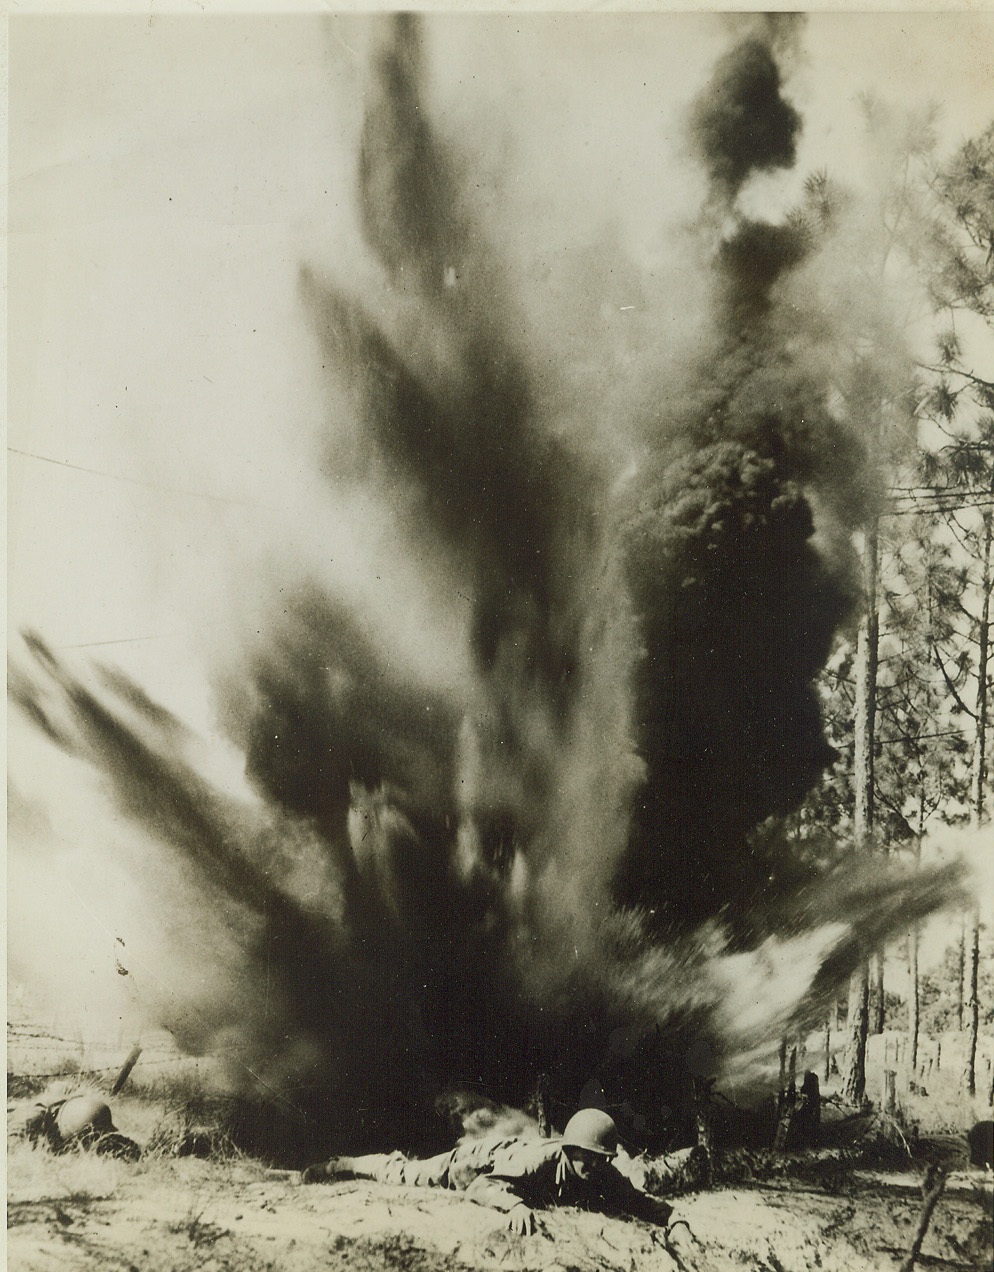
(785, 105, 993, 1106)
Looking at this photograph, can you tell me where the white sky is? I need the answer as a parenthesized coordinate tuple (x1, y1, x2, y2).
(9, 12, 994, 700)
(6, 10, 994, 1028)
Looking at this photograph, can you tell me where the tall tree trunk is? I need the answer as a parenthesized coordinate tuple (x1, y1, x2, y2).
(957, 917, 966, 1032)
(908, 927, 920, 1079)
(963, 918, 980, 1095)
(963, 508, 991, 1097)
(824, 1014, 832, 1083)
(832, 997, 840, 1076)
(845, 519, 879, 1107)
(774, 1046, 798, 1152)
(872, 950, 886, 1035)
(909, 778, 925, 1080)
(693, 1078, 715, 1186)
(872, 835, 889, 1038)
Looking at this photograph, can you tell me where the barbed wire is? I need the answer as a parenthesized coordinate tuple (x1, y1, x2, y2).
(6, 1056, 214, 1083)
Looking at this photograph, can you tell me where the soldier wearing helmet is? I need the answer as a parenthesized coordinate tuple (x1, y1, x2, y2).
(7, 1091, 141, 1161)
(301, 1108, 698, 1237)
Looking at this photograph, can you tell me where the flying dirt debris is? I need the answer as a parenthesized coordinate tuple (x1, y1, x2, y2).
(9, 12, 970, 1166)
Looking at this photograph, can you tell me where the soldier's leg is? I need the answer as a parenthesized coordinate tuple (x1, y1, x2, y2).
(387, 1149, 455, 1188)
(302, 1149, 455, 1187)
(301, 1151, 395, 1183)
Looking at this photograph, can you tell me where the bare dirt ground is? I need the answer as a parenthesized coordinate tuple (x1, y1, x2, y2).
(7, 1149, 992, 1272)
(7, 1029, 993, 1272)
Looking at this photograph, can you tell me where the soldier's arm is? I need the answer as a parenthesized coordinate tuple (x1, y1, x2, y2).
(597, 1165, 680, 1225)
(462, 1176, 538, 1234)
(617, 1182, 674, 1226)
(462, 1174, 525, 1212)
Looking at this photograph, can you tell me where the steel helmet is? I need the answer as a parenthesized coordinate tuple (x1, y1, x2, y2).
(56, 1094, 116, 1142)
(561, 1108, 619, 1157)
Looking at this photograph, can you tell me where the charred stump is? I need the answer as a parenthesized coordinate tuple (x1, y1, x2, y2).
(791, 1071, 820, 1150)
(968, 1119, 993, 1170)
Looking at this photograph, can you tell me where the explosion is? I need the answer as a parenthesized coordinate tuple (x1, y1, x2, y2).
(10, 15, 965, 1160)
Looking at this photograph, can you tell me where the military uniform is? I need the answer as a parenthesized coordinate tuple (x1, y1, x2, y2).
(312, 1134, 681, 1222)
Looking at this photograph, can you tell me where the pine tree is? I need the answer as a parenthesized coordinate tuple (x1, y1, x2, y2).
(778, 104, 944, 1104)
(911, 122, 994, 1095)
(833, 101, 939, 1105)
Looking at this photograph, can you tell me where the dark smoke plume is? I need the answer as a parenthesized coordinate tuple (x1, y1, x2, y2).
(690, 35, 801, 200)
(615, 28, 870, 933)
(10, 17, 966, 1155)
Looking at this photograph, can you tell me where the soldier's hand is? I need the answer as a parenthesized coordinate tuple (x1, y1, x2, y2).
(664, 1219, 701, 1265)
(506, 1204, 537, 1236)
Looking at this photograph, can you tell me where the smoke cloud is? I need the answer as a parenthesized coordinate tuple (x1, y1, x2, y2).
(614, 26, 872, 932)
(9, 15, 968, 1157)
(690, 33, 802, 201)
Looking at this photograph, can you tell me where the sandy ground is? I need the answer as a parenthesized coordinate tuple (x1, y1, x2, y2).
(7, 1154, 993, 1272)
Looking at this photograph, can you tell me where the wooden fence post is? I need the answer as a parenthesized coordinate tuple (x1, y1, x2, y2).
(110, 1043, 143, 1096)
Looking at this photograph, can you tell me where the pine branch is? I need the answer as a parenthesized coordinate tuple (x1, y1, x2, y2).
(930, 641, 977, 720)
(917, 364, 994, 393)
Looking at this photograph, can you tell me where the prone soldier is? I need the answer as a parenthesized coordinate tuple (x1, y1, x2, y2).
(7, 1091, 141, 1161)
(302, 1107, 701, 1240)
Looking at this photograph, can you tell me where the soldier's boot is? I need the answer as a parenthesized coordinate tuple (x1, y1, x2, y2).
(300, 1156, 360, 1184)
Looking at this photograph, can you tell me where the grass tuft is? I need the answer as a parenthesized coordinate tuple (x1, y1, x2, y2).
(7, 1136, 123, 1204)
